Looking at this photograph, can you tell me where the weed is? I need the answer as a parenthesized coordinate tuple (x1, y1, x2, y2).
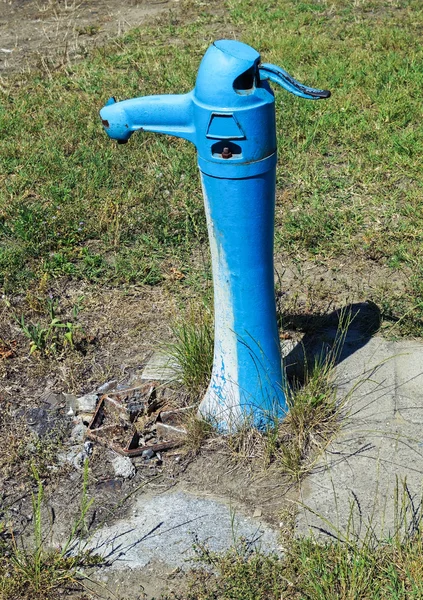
(77, 24, 101, 37)
(26, 427, 68, 479)
(278, 349, 340, 478)
(10, 296, 83, 356)
(61, 459, 95, 551)
(164, 307, 214, 398)
(0, 463, 99, 600)
(222, 419, 273, 465)
(276, 310, 351, 479)
(183, 409, 215, 453)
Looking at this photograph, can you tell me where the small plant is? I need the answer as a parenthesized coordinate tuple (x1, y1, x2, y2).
(164, 307, 214, 398)
(276, 310, 351, 479)
(183, 409, 215, 453)
(277, 350, 340, 478)
(223, 418, 271, 465)
(77, 24, 101, 36)
(0, 463, 99, 600)
(14, 296, 83, 356)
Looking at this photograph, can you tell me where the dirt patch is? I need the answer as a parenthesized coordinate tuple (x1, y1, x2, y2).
(1, 281, 175, 395)
(0, 0, 177, 76)
(0, 276, 296, 600)
(275, 254, 409, 332)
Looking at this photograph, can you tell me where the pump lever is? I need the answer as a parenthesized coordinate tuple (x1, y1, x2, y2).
(259, 63, 330, 100)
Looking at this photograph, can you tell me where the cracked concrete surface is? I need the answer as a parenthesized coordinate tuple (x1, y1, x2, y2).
(296, 337, 423, 541)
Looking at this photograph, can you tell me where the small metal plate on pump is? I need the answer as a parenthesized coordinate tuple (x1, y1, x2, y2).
(206, 113, 245, 140)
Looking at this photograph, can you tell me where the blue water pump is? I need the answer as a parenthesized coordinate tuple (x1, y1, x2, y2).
(100, 40, 330, 431)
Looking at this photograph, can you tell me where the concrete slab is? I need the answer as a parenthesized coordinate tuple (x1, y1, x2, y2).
(296, 336, 423, 541)
(87, 490, 281, 570)
(140, 352, 180, 382)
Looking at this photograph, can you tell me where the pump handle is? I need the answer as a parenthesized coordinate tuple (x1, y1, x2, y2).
(259, 63, 330, 100)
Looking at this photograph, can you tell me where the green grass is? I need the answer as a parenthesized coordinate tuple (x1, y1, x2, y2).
(178, 534, 423, 600)
(0, 24, 206, 292)
(164, 305, 214, 397)
(1, 0, 423, 334)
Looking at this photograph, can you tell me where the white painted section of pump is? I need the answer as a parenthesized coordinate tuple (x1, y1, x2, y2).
(198, 177, 241, 428)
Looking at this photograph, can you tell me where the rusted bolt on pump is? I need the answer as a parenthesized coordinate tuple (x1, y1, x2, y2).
(100, 40, 330, 431)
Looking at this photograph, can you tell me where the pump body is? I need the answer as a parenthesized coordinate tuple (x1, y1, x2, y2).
(100, 40, 329, 430)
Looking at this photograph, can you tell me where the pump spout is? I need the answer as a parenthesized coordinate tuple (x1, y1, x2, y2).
(100, 93, 195, 144)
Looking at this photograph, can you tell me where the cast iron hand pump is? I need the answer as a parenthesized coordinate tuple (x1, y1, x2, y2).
(100, 40, 330, 430)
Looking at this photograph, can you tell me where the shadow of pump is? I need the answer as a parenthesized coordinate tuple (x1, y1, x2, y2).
(282, 301, 381, 385)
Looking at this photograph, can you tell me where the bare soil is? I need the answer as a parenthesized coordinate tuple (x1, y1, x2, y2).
(0, 0, 177, 76)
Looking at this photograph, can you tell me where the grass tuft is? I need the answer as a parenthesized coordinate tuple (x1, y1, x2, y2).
(164, 307, 214, 398)
(184, 410, 216, 453)
(0, 462, 100, 600)
(278, 349, 340, 478)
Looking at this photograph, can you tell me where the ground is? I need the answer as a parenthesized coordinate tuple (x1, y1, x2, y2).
(1, 0, 423, 598)
(0, 0, 177, 76)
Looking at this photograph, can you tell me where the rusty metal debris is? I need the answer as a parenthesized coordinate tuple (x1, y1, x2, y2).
(87, 383, 185, 457)
(156, 405, 194, 440)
